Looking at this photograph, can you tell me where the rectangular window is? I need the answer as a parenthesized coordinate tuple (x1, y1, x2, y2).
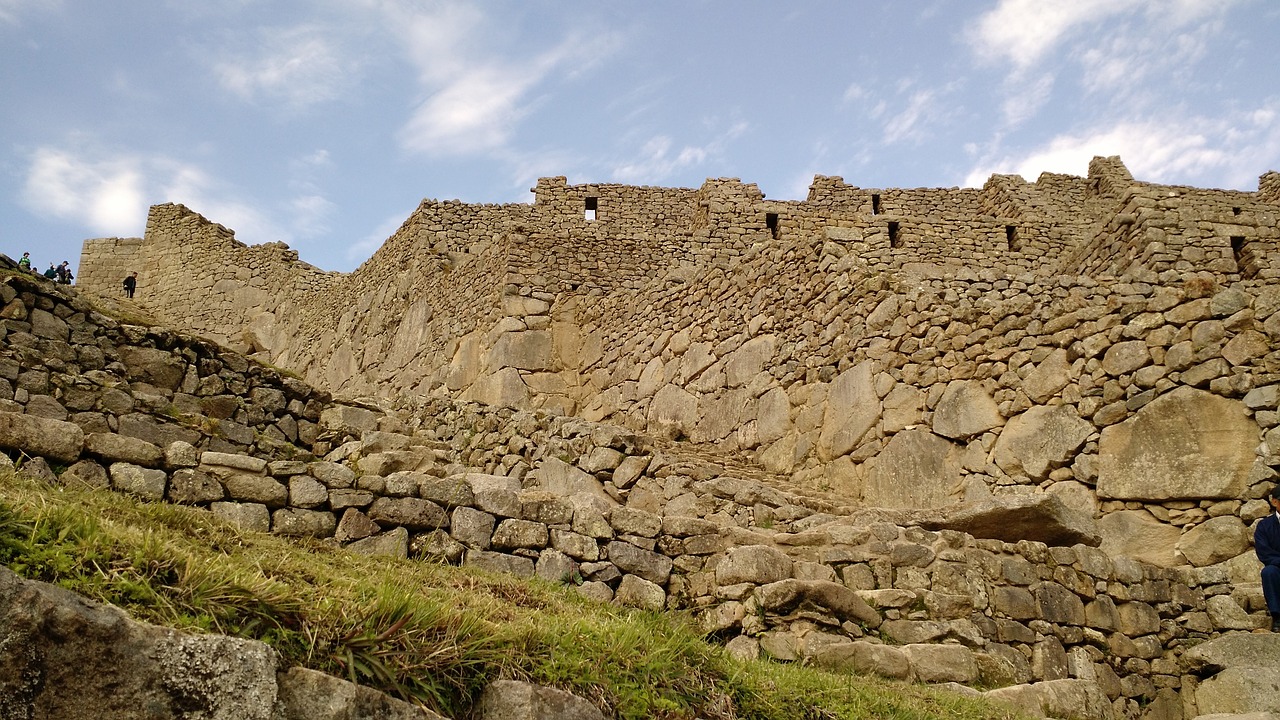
(1006, 225, 1019, 251)
(888, 221, 900, 248)
(585, 197, 598, 221)
(872, 194, 881, 215)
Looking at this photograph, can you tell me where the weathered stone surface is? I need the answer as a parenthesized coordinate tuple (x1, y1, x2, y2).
(903, 643, 978, 684)
(715, 545, 793, 586)
(277, 666, 448, 720)
(919, 494, 1100, 547)
(817, 362, 880, 460)
(1098, 510, 1181, 567)
(272, 508, 337, 537)
(211, 501, 270, 532)
(347, 527, 409, 558)
(335, 508, 382, 543)
(109, 462, 167, 501)
(932, 380, 1004, 439)
(492, 519, 549, 549)
(1022, 348, 1072, 404)
(1098, 387, 1258, 500)
(1175, 516, 1251, 567)
(465, 473, 523, 517)
(59, 459, 110, 489)
(1196, 668, 1280, 716)
(222, 473, 288, 507)
(0, 410, 83, 463)
(993, 404, 1093, 480)
(119, 346, 187, 390)
(983, 678, 1115, 720)
(84, 432, 164, 467)
(809, 640, 911, 679)
(169, 467, 224, 504)
(476, 679, 606, 720)
(647, 384, 699, 440)
(0, 566, 281, 720)
(606, 540, 673, 584)
(465, 550, 535, 578)
(755, 579, 881, 628)
(528, 459, 614, 506)
(862, 429, 962, 509)
(614, 574, 666, 610)
(368, 497, 448, 530)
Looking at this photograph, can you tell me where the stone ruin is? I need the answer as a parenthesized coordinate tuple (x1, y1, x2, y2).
(19, 154, 1279, 718)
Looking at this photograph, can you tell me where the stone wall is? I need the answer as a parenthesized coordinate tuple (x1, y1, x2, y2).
(71, 157, 1280, 569)
(3, 270, 1278, 719)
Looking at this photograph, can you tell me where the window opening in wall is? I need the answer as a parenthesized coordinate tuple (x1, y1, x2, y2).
(1006, 225, 1019, 251)
(584, 196, 598, 221)
(872, 194, 882, 215)
(1232, 235, 1258, 279)
(888, 221, 900, 248)
(766, 212, 779, 240)
(1233, 206, 1242, 216)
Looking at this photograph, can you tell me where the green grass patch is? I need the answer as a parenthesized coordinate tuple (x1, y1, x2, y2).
(0, 471, 1024, 720)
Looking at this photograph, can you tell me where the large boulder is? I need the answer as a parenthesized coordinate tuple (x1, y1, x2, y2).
(0, 567, 446, 720)
(918, 494, 1100, 547)
(983, 678, 1114, 720)
(932, 380, 1004, 439)
(1098, 510, 1181, 567)
(476, 679, 605, 720)
(862, 429, 962, 509)
(992, 405, 1092, 480)
(0, 411, 84, 464)
(1097, 387, 1257, 501)
(817, 362, 880, 460)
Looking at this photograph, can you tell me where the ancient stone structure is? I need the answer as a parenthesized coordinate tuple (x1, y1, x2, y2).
(77, 157, 1280, 571)
(57, 156, 1280, 717)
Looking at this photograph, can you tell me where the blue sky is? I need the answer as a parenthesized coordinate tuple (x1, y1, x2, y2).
(3, 1, 1278, 274)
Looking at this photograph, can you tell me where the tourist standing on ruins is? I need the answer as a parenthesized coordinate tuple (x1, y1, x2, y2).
(17, 252, 30, 272)
(44, 264, 57, 280)
(123, 271, 137, 298)
(56, 261, 73, 284)
(1255, 486, 1280, 632)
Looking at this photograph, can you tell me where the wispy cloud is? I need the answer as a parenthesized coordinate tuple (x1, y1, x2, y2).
(0, 0, 53, 26)
(968, 0, 1143, 73)
(962, 103, 1280, 189)
(21, 141, 288, 243)
(611, 121, 748, 184)
(388, 2, 620, 156)
(212, 25, 350, 110)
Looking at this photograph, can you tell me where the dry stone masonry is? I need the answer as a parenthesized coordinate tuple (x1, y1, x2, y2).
(48, 156, 1280, 719)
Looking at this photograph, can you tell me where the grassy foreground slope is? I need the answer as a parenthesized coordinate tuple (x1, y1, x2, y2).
(0, 470, 1023, 720)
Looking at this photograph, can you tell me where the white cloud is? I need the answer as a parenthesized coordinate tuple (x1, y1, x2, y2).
(387, 2, 620, 156)
(21, 142, 288, 243)
(22, 147, 146, 235)
(0, 0, 54, 26)
(611, 121, 748, 184)
(1001, 73, 1053, 126)
(968, 0, 1140, 71)
(213, 26, 349, 110)
(883, 89, 939, 145)
(962, 105, 1280, 189)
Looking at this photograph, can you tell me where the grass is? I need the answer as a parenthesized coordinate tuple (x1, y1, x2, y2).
(0, 470, 1025, 720)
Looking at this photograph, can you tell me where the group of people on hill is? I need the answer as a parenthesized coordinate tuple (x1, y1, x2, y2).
(15, 251, 137, 298)
(15, 252, 74, 285)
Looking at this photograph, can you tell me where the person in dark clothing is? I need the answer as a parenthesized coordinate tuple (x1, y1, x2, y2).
(123, 272, 137, 298)
(44, 264, 57, 280)
(56, 261, 73, 284)
(1255, 485, 1280, 632)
